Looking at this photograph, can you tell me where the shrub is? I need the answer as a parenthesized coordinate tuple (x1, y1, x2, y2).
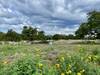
(55, 55, 100, 75)
(92, 49, 100, 55)
(7, 58, 36, 75)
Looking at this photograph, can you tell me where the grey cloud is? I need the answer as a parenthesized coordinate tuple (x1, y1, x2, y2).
(0, 0, 100, 35)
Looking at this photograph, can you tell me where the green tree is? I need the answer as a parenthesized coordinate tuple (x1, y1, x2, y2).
(21, 26, 29, 40)
(37, 31, 45, 40)
(67, 34, 75, 39)
(75, 11, 100, 39)
(5, 29, 21, 41)
(22, 26, 42, 41)
(0, 32, 5, 41)
(52, 34, 66, 40)
(75, 23, 89, 39)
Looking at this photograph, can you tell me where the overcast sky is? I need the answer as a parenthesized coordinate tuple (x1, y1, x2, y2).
(0, 0, 100, 35)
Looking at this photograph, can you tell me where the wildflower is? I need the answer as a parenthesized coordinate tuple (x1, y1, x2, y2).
(68, 64, 71, 69)
(66, 70, 72, 74)
(94, 55, 98, 60)
(61, 57, 65, 61)
(88, 56, 92, 60)
(80, 69, 85, 73)
(77, 72, 81, 75)
(61, 73, 65, 75)
(38, 63, 43, 69)
(3, 61, 8, 64)
(55, 64, 60, 69)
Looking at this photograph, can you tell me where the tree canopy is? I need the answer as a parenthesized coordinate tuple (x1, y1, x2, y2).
(0, 26, 47, 41)
(22, 26, 45, 41)
(5, 29, 21, 41)
(75, 11, 100, 39)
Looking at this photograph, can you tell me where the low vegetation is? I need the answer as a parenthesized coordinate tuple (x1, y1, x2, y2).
(0, 42, 100, 75)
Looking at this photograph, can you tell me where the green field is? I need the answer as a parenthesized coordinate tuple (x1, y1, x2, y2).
(0, 41, 100, 75)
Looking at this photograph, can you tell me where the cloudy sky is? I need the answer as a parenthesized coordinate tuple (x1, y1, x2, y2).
(0, 0, 100, 35)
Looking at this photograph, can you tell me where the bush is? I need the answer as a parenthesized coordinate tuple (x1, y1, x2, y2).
(55, 55, 100, 75)
(92, 49, 100, 55)
(6, 58, 36, 75)
(0, 48, 100, 75)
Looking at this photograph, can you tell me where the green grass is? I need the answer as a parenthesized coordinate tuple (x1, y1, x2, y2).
(0, 42, 100, 75)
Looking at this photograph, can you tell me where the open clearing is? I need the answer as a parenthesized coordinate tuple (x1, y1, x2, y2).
(0, 40, 100, 75)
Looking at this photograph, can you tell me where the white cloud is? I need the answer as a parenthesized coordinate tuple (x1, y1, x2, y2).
(0, 0, 100, 35)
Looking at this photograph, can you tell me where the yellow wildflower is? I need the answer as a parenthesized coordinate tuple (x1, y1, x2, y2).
(94, 55, 98, 60)
(38, 63, 43, 69)
(77, 72, 81, 75)
(61, 57, 65, 61)
(66, 70, 72, 74)
(3, 61, 8, 64)
(88, 56, 92, 60)
(61, 73, 65, 75)
(55, 64, 60, 69)
(68, 64, 71, 68)
(80, 69, 85, 73)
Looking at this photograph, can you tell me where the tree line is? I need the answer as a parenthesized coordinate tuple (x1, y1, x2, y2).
(0, 26, 75, 41)
(0, 11, 100, 41)
(0, 26, 47, 41)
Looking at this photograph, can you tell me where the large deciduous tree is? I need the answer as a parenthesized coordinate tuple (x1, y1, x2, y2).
(22, 26, 38, 41)
(5, 29, 21, 41)
(75, 11, 100, 39)
(21, 26, 46, 41)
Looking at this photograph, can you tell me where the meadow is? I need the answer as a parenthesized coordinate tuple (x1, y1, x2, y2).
(0, 40, 100, 75)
